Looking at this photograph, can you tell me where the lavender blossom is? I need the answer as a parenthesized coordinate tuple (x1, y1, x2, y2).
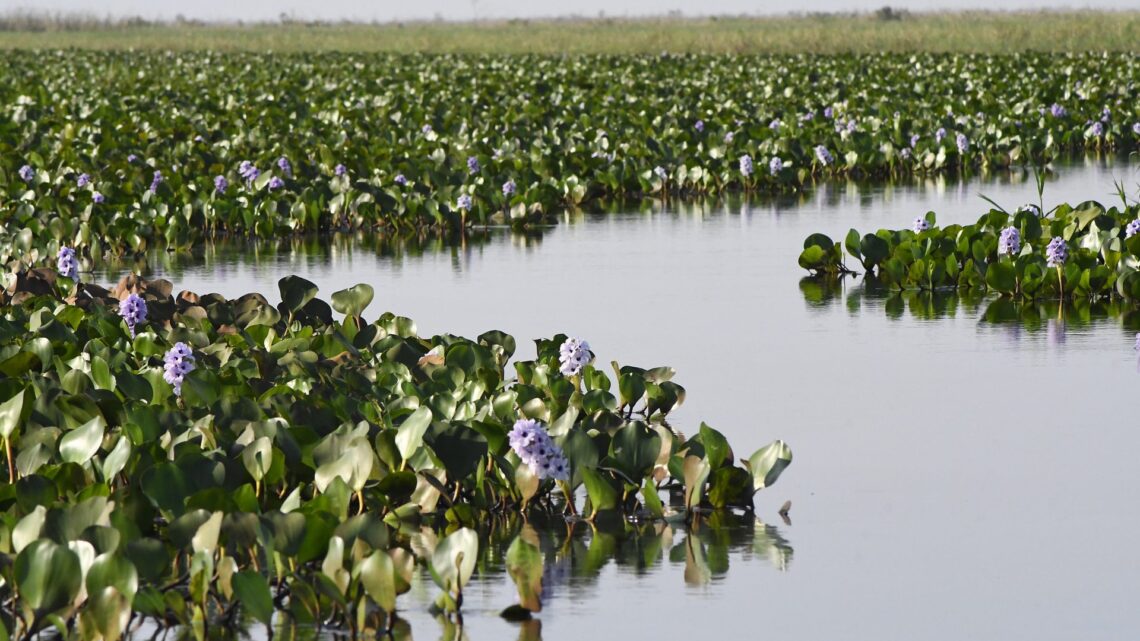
(1125, 219, 1140, 238)
(1091, 122, 1104, 137)
(846, 119, 857, 133)
(238, 161, 260, 182)
(694, 120, 704, 132)
(801, 111, 815, 122)
(214, 175, 228, 193)
(823, 106, 833, 119)
(456, 194, 472, 211)
(1132, 123, 1140, 136)
(422, 124, 433, 134)
(467, 156, 480, 174)
(769, 157, 783, 175)
(334, 164, 347, 176)
(149, 171, 163, 192)
(654, 166, 667, 180)
(1050, 103, 1067, 118)
(558, 336, 591, 377)
(77, 173, 91, 188)
(93, 191, 105, 204)
(277, 156, 292, 178)
(394, 173, 407, 186)
(910, 134, 920, 148)
(57, 246, 78, 279)
(815, 145, 833, 166)
(503, 179, 517, 196)
(163, 342, 196, 397)
(1045, 237, 1068, 267)
(18, 165, 34, 182)
(508, 418, 569, 482)
(1101, 106, 1111, 122)
(1020, 204, 1042, 218)
(119, 294, 147, 338)
(268, 176, 285, 191)
(912, 217, 930, 233)
(739, 154, 753, 177)
(127, 154, 138, 163)
(769, 119, 782, 131)
(998, 227, 1021, 255)
(935, 127, 947, 143)
(956, 133, 970, 154)
(723, 131, 734, 144)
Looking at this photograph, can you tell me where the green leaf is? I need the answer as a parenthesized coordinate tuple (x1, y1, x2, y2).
(59, 415, 105, 464)
(744, 440, 793, 492)
(331, 283, 375, 318)
(395, 406, 432, 461)
(278, 275, 319, 315)
(580, 467, 618, 517)
(232, 570, 274, 625)
(13, 539, 82, 616)
(0, 386, 30, 439)
(682, 454, 711, 509)
(357, 551, 397, 614)
(429, 527, 478, 600)
(698, 423, 731, 470)
(505, 526, 544, 612)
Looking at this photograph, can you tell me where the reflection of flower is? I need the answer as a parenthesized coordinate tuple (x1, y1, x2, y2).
(119, 294, 147, 338)
(163, 342, 196, 397)
(998, 227, 1020, 255)
(1047, 318, 1065, 346)
(57, 246, 78, 279)
(558, 336, 591, 376)
(1135, 333, 1140, 351)
(1046, 237, 1068, 267)
(508, 419, 569, 481)
(912, 217, 929, 233)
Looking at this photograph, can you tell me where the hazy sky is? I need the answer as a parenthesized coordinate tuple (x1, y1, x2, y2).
(10, 0, 1137, 22)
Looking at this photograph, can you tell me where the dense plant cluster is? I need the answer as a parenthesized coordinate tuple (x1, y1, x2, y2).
(2, 51, 1139, 266)
(799, 199, 1140, 301)
(0, 272, 790, 638)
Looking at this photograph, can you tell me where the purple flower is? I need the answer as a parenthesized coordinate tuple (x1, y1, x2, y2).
(910, 134, 920, 148)
(467, 156, 480, 174)
(694, 120, 705, 132)
(77, 173, 91, 188)
(277, 156, 292, 178)
(422, 124, 433, 134)
(214, 175, 228, 193)
(739, 154, 753, 177)
(163, 342, 196, 397)
(956, 133, 970, 154)
(900, 148, 911, 159)
(998, 227, 1020, 255)
(18, 165, 34, 182)
(654, 166, 667, 180)
(1131, 122, 1140, 136)
(800, 111, 815, 122)
(1021, 203, 1042, 218)
(912, 217, 930, 233)
(239, 161, 260, 182)
(119, 294, 147, 338)
(127, 154, 138, 163)
(57, 246, 78, 279)
(815, 145, 833, 166)
(1125, 219, 1140, 238)
(93, 191, 104, 204)
(1101, 106, 1111, 122)
(558, 336, 591, 377)
(267, 176, 285, 191)
(846, 119, 857, 133)
(823, 106, 833, 119)
(194, 135, 204, 143)
(503, 179, 517, 196)
(394, 173, 407, 186)
(1046, 237, 1068, 267)
(723, 131, 734, 144)
(769, 157, 783, 175)
(508, 418, 569, 482)
(1050, 103, 1067, 118)
(149, 171, 163, 192)
(936, 127, 947, 143)
(769, 119, 782, 131)
(334, 164, 347, 176)
(456, 194, 472, 211)
(1091, 122, 1104, 137)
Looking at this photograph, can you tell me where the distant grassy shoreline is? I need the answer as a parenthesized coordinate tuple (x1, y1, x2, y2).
(0, 10, 1138, 53)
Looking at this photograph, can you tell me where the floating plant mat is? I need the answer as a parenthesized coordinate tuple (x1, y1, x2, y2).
(2, 51, 1140, 264)
(0, 272, 790, 639)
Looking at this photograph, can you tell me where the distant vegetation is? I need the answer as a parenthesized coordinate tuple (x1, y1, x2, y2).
(0, 10, 1137, 53)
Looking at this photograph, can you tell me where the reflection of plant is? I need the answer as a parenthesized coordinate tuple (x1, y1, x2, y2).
(0, 272, 791, 638)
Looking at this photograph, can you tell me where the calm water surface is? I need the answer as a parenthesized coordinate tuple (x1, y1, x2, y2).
(98, 159, 1140, 640)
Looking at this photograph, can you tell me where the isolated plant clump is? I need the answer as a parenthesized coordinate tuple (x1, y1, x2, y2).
(0, 272, 791, 638)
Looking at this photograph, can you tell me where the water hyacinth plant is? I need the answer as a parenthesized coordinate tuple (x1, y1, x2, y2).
(799, 199, 1140, 303)
(558, 336, 591, 376)
(56, 246, 78, 279)
(738, 154, 753, 177)
(0, 271, 792, 637)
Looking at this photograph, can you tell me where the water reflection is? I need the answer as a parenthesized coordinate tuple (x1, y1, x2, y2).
(800, 275, 1140, 340)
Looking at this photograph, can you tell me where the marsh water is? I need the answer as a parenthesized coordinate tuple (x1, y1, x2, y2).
(97, 158, 1140, 640)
